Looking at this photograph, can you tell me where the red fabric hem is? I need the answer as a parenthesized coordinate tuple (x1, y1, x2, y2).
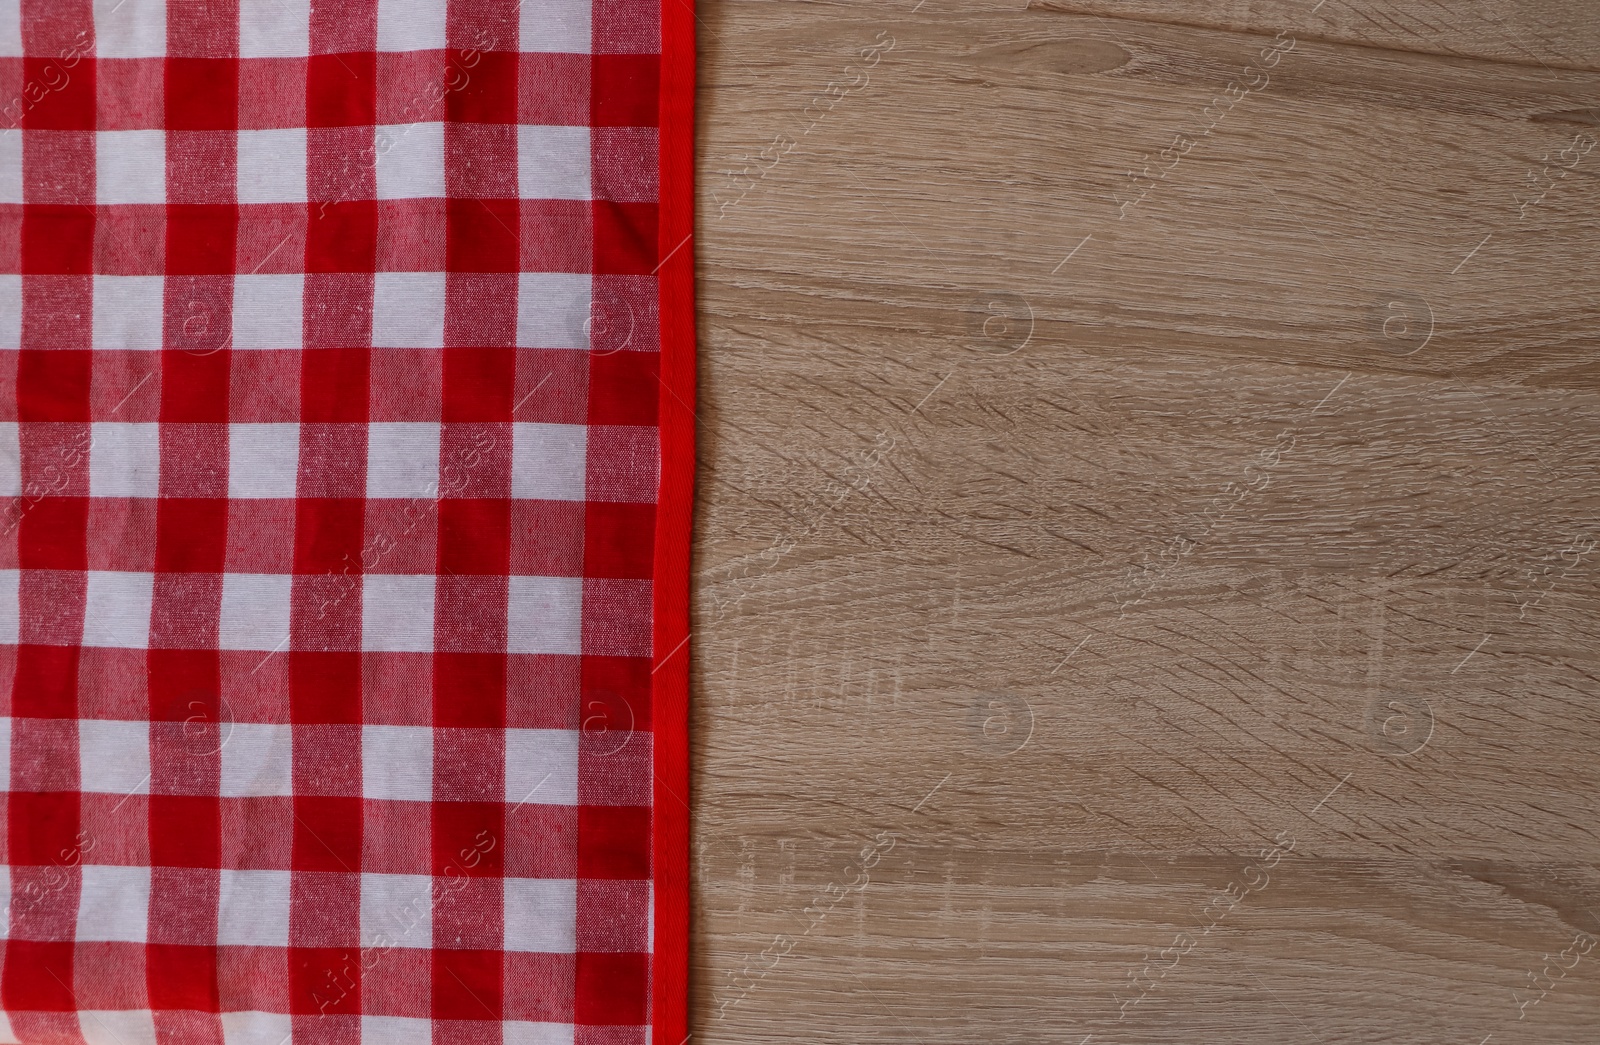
(652, 0, 696, 1039)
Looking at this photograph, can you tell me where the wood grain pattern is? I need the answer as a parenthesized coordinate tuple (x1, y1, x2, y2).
(690, 1, 1600, 1041)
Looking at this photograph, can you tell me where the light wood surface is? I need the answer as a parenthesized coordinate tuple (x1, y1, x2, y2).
(689, 1, 1600, 1041)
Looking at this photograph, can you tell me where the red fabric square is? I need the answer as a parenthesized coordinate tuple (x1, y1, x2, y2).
(5, 792, 78, 866)
(308, 52, 377, 127)
(438, 500, 510, 576)
(18, 351, 90, 421)
(447, 199, 518, 272)
(21, 206, 94, 274)
(1, 941, 76, 1011)
(583, 503, 654, 579)
(577, 806, 649, 880)
(147, 944, 220, 1010)
(441, 348, 514, 422)
(167, 204, 239, 275)
(289, 946, 360, 1016)
(575, 953, 648, 1025)
(22, 57, 95, 130)
(12, 644, 79, 718)
(582, 656, 651, 733)
(154, 498, 230, 573)
(302, 347, 371, 423)
(290, 651, 363, 725)
(295, 499, 366, 574)
(587, 349, 656, 427)
(448, 51, 516, 124)
(433, 652, 507, 730)
(147, 647, 222, 723)
(150, 796, 222, 868)
(292, 796, 362, 873)
(308, 200, 378, 272)
(18, 496, 87, 569)
(432, 950, 503, 1021)
(590, 55, 657, 127)
(166, 58, 239, 130)
(432, 802, 503, 878)
(592, 201, 656, 275)
(160, 352, 233, 424)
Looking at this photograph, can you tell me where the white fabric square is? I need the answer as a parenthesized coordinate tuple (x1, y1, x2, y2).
(504, 728, 579, 806)
(375, 122, 445, 200)
(0, 718, 10, 788)
(362, 725, 433, 802)
(360, 874, 434, 950)
(512, 423, 587, 501)
(0, 275, 18, 348)
(0, 1008, 14, 1045)
(507, 576, 583, 655)
(93, 276, 165, 351)
(516, 273, 592, 349)
(0, 571, 16, 646)
(82, 571, 154, 649)
(519, 126, 591, 201)
(503, 878, 577, 953)
(361, 1016, 432, 1045)
(220, 1012, 295, 1045)
(232, 275, 304, 350)
(0, 421, 19, 496)
(0, 0, 19, 58)
(89, 423, 160, 498)
(94, 0, 166, 58)
(77, 865, 151, 943)
(79, 1011, 158, 1045)
(219, 573, 292, 652)
(372, 272, 445, 348)
(220, 722, 295, 798)
(0, 132, 20, 204)
(78, 719, 151, 795)
(503, 1025, 576, 1045)
(367, 422, 441, 499)
(237, 128, 307, 204)
(362, 574, 436, 652)
(519, 0, 591, 54)
(217, 869, 291, 947)
(239, 0, 309, 57)
(229, 424, 301, 499)
(96, 130, 166, 204)
(376, 0, 446, 51)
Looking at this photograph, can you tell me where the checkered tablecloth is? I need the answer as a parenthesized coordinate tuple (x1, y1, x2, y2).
(0, 0, 694, 1041)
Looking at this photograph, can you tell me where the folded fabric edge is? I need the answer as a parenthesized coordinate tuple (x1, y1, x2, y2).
(652, 0, 697, 1039)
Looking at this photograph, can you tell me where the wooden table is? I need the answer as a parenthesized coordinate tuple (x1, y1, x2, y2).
(690, 2, 1600, 1040)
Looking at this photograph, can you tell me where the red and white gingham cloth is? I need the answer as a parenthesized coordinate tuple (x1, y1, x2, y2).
(0, 0, 695, 1041)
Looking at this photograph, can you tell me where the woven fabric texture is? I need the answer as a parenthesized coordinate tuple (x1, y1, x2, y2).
(0, 0, 676, 1041)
